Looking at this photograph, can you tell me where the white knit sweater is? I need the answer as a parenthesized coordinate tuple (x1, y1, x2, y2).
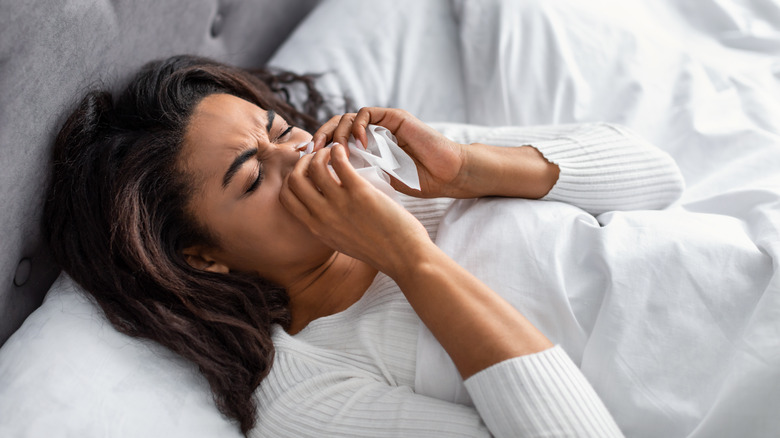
(251, 123, 684, 437)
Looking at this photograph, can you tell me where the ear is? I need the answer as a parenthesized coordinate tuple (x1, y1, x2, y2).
(181, 246, 230, 274)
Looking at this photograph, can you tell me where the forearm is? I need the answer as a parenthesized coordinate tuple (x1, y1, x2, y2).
(388, 241, 552, 379)
(387, 237, 622, 436)
(456, 143, 559, 199)
(433, 122, 685, 213)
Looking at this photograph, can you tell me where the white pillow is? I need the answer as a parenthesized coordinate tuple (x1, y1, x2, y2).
(267, 0, 466, 124)
(0, 274, 242, 437)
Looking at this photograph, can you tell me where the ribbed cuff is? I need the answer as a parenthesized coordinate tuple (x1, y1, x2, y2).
(464, 346, 624, 438)
(432, 122, 685, 215)
(483, 123, 684, 214)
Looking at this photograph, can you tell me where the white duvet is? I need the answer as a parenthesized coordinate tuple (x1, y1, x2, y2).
(419, 196, 778, 437)
(273, 0, 780, 436)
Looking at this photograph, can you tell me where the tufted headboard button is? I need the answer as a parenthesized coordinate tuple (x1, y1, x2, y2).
(13, 258, 31, 287)
(210, 10, 225, 38)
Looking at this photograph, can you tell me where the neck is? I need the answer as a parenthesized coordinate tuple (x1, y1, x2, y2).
(285, 252, 377, 334)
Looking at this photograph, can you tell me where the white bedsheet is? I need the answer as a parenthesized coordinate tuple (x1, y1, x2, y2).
(271, 1, 780, 436)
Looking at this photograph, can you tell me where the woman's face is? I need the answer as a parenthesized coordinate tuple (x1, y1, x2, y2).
(180, 93, 328, 286)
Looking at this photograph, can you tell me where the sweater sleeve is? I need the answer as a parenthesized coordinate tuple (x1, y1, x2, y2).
(254, 344, 623, 437)
(430, 122, 685, 215)
(465, 345, 624, 437)
(253, 347, 492, 438)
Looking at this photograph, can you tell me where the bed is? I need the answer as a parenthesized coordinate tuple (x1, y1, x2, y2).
(1, 0, 779, 436)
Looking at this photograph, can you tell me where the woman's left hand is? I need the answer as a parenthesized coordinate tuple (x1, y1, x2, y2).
(279, 143, 433, 277)
(311, 107, 475, 198)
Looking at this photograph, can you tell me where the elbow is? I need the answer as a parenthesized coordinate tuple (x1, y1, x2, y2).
(660, 162, 686, 208)
(609, 123, 687, 209)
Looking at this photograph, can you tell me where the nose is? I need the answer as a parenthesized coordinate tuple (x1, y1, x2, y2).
(278, 145, 300, 176)
(277, 133, 313, 178)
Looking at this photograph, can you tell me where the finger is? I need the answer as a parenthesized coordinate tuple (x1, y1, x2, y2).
(307, 146, 342, 198)
(352, 107, 416, 149)
(332, 113, 359, 148)
(286, 154, 328, 211)
(352, 107, 373, 149)
(387, 174, 409, 193)
(388, 175, 424, 197)
(279, 170, 313, 223)
(364, 107, 408, 132)
(329, 143, 365, 190)
(312, 115, 341, 150)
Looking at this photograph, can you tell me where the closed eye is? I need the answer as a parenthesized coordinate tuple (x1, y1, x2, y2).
(244, 161, 263, 195)
(275, 126, 293, 142)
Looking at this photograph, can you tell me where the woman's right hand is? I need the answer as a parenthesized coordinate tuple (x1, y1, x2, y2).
(280, 143, 433, 278)
(313, 107, 560, 200)
(311, 108, 474, 198)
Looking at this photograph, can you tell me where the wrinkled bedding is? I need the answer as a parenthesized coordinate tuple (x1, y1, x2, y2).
(272, 0, 780, 436)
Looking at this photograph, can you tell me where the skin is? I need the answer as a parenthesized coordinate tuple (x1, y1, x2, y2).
(181, 94, 559, 377)
(180, 94, 377, 330)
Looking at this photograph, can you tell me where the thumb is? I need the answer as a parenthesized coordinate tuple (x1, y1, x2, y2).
(388, 175, 418, 196)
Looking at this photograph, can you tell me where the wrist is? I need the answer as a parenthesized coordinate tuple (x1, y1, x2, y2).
(381, 237, 441, 283)
(450, 143, 493, 198)
(459, 143, 559, 199)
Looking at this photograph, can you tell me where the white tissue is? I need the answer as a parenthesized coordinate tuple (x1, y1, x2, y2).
(299, 125, 420, 200)
(297, 141, 314, 156)
(346, 125, 420, 191)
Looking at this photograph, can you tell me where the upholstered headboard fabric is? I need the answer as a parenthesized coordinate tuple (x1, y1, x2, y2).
(0, 0, 319, 345)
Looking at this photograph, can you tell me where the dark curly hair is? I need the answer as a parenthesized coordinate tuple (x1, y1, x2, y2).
(43, 55, 333, 435)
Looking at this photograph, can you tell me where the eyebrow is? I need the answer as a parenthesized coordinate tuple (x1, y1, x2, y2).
(223, 147, 258, 188)
(266, 110, 275, 135)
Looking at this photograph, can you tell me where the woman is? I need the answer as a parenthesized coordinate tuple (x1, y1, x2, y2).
(44, 55, 682, 437)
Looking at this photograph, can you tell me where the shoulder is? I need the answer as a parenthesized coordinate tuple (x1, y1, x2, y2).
(254, 327, 403, 436)
(259, 327, 363, 404)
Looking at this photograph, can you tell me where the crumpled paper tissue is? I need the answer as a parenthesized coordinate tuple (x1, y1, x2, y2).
(298, 125, 420, 200)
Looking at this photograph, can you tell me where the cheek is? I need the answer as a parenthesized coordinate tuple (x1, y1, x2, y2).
(220, 189, 316, 271)
(234, 192, 289, 246)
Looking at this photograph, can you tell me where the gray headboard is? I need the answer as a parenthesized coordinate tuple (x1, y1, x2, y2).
(0, 0, 319, 345)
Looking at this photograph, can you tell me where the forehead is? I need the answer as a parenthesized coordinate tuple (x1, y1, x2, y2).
(186, 94, 268, 150)
(180, 94, 268, 177)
